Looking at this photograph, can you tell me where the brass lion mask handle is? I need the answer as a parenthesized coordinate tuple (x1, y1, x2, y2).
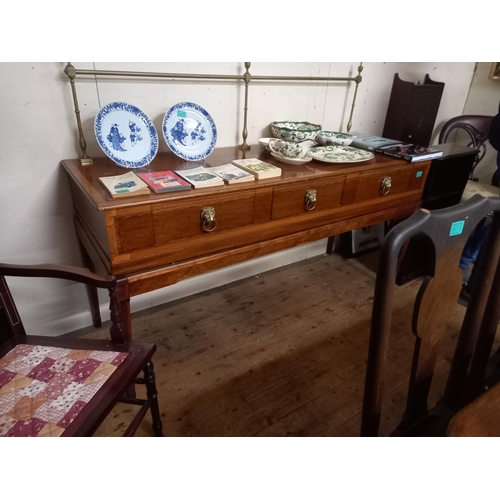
(380, 176, 392, 196)
(304, 189, 317, 211)
(200, 206, 217, 233)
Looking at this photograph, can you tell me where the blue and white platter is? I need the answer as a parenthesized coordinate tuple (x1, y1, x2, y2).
(162, 102, 217, 161)
(94, 102, 159, 168)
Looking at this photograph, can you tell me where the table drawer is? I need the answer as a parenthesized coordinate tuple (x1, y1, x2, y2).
(271, 177, 345, 220)
(341, 163, 429, 205)
(109, 190, 263, 255)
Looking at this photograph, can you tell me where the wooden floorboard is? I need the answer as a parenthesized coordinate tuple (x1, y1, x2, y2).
(69, 249, 498, 437)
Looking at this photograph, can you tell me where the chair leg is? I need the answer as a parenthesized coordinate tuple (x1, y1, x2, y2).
(143, 361, 163, 437)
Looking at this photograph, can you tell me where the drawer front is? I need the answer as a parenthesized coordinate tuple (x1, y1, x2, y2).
(109, 190, 262, 257)
(272, 177, 345, 220)
(152, 191, 257, 245)
(341, 164, 428, 205)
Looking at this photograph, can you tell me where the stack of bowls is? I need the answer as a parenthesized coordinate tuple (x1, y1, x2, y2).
(265, 121, 322, 165)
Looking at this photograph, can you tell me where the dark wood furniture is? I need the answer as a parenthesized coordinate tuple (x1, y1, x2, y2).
(383, 73, 445, 147)
(61, 145, 431, 340)
(447, 381, 500, 436)
(438, 114, 494, 182)
(361, 195, 500, 437)
(395, 143, 479, 285)
(421, 143, 479, 210)
(0, 263, 163, 437)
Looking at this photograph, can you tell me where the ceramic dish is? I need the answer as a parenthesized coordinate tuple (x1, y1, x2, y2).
(271, 152, 312, 166)
(162, 102, 217, 161)
(309, 145, 374, 163)
(94, 102, 159, 168)
(259, 137, 275, 152)
(271, 121, 322, 142)
(316, 131, 356, 146)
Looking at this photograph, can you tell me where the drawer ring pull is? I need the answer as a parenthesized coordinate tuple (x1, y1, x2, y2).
(304, 189, 317, 211)
(380, 176, 392, 196)
(200, 206, 217, 233)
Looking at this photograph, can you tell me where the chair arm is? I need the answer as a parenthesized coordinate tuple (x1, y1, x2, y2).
(0, 263, 116, 289)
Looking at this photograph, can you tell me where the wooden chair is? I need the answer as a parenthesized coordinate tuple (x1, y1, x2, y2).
(438, 114, 494, 183)
(361, 194, 500, 436)
(0, 263, 163, 437)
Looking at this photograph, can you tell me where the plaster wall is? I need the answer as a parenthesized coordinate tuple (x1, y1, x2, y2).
(461, 62, 500, 183)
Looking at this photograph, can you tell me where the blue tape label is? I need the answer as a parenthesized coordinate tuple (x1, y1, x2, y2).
(177, 110, 187, 118)
(416, 171, 423, 178)
(450, 220, 465, 236)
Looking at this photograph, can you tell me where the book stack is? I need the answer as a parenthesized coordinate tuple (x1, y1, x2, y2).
(175, 166, 225, 188)
(207, 163, 255, 184)
(350, 134, 404, 151)
(375, 143, 443, 162)
(98, 171, 150, 198)
(137, 170, 191, 193)
(231, 158, 282, 179)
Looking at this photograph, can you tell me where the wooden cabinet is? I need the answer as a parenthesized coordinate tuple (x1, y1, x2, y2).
(383, 73, 445, 147)
(62, 145, 430, 337)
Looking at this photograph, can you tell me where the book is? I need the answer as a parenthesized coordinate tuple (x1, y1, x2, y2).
(174, 166, 225, 188)
(98, 171, 150, 198)
(207, 163, 255, 184)
(375, 143, 444, 162)
(350, 134, 404, 151)
(137, 170, 192, 193)
(230, 158, 282, 179)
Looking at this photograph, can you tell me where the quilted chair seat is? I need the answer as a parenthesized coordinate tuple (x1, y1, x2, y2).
(0, 263, 163, 437)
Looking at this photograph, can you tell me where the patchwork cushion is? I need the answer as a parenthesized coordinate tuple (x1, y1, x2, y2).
(0, 344, 128, 437)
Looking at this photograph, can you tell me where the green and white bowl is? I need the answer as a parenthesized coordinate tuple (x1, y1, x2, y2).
(271, 121, 322, 142)
(316, 131, 355, 146)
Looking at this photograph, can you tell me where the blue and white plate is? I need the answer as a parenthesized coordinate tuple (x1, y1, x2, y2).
(94, 102, 158, 168)
(162, 102, 217, 161)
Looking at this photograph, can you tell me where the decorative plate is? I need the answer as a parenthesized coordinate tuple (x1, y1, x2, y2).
(271, 152, 312, 166)
(162, 102, 217, 161)
(94, 102, 159, 168)
(309, 145, 374, 163)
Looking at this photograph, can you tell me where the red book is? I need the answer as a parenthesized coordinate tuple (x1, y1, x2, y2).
(137, 170, 192, 193)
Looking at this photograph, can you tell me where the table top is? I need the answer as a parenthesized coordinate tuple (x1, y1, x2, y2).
(61, 144, 414, 211)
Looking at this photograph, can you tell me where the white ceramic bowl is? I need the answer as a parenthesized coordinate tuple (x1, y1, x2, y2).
(316, 131, 355, 146)
(271, 121, 322, 142)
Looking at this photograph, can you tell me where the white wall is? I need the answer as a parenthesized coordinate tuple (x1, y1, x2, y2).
(0, 62, 476, 336)
(460, 62, 500, 183)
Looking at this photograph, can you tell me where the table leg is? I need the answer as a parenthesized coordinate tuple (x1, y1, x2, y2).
(326, 235, 335, 254)
(116, 276, 132, 342)
(78, 240, 102, 328)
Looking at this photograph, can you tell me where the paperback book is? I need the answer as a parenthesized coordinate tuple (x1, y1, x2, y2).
(350, 134, 404, 151)
(230, 158, 282, 179)
(375, 143, 444, 162)
(207, 163, 255, 184)
(174, 166, 225, 188)
(137, 170, 192, 193)
(98, 171, 150, 198)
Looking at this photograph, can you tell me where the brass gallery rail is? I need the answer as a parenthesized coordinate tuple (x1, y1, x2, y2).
(63, 62, 364, 164)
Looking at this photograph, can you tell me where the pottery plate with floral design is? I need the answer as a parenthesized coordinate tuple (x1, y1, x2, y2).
(95, 102, 159, 168)
(163, 102, 217, 161)
(309, 145, 374, 163)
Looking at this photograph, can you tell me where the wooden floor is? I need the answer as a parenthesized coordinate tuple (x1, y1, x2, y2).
(75, 249, 482, 437)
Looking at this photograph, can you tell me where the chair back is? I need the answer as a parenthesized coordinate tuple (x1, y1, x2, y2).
(361, 194, 500, 436)
(0, 263, 128, 344)
(438, 115, 494, 181)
